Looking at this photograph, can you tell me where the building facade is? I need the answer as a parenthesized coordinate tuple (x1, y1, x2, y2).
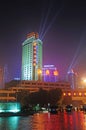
(42, 65, 59, 82)
(21, 32, 42, 81)
(9, 80, 70, 92)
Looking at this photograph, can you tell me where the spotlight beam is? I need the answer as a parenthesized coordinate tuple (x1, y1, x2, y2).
(39, 11, 45, 38)
(73, 45, 86, 68)
(40, 0, 53, 39)
(68, 43, 81, 71)
(41, 6, 63, 40)
(68, 36, 85, 72)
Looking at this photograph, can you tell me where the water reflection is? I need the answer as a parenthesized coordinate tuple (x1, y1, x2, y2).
(0, 112, 86, 130)
(32, 112, 86, 130)
(0, 116, 20, 130)
(0, 116, 33, 130)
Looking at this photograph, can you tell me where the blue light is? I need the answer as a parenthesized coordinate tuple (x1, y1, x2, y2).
(0, 102, 21, 113)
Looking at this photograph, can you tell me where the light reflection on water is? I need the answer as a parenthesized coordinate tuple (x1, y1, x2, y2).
(30, 112, 86, 130)
(0, 116, 19, 130)
(0, 112, 86, 130)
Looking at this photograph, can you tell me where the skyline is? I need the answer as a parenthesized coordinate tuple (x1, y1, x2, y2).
(0, 0, 86, 80)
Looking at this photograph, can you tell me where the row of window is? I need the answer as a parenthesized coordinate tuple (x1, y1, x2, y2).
(21, 82, 70, 87)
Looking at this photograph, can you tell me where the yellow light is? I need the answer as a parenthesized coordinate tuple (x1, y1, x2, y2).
(53, 70, 59, 76)
(33, 63, 36, 66)
(73, 93, 76, 96)
(33, 42, 37, 46)
(83, 79, 86, 83)
(81, 78, 86, 84)
(63, 93, 66, 96)
(68, 92, 71, 96)
(37, 69, 42, 74)
(84, 93, 86, 96)
(46, 70, 50, 75)
(79, 92, 82, 96)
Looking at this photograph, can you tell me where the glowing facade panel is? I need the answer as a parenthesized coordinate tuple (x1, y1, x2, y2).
(42, 65, 58, 82)
(22, 32, 42, 81)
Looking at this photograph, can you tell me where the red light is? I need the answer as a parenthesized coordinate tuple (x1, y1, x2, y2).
(34, 55, 36, 58)
(34, 51, 36, 54)
(33, 59, 36, 62)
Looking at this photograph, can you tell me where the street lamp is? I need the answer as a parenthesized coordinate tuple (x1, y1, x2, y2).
(37, 69, 42, 81)
(81, 77, 86, 88)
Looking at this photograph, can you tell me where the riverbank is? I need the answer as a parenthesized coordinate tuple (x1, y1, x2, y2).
(0, 111, 34, 117)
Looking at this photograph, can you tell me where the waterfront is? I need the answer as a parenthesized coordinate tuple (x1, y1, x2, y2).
(0, 111, 86, 130)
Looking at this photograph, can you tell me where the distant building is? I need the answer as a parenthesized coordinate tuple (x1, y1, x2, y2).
(67, 69, 77, 89)
(4, 65, 9, 83)
(21, 32, 43, 81)
(0, 66, 4, 89)
(9, 80, 70, 92)
(42, 65, 59, 82)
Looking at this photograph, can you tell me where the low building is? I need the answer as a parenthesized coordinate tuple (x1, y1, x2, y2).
(9, 80, 70, 92)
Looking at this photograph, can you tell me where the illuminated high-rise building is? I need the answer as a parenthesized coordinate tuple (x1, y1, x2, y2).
(21, 32, 42, 81)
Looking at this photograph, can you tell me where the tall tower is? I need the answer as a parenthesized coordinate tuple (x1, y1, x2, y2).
(21, 32, 42, 81)
(67, 69, 77, 89)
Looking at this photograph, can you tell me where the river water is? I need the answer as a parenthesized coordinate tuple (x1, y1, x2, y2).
(0, 111, 86, 130)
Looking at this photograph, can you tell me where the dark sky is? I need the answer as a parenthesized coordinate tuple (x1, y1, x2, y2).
(0, 0, 86, 80)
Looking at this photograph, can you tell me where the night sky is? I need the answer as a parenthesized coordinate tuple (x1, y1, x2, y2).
(0, 0, 86, 80)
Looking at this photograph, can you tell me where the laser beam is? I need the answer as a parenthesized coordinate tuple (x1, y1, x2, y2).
(40, 0, 53, 39)
(41, 6, 63, 40)
(67, 35, 85, 72)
